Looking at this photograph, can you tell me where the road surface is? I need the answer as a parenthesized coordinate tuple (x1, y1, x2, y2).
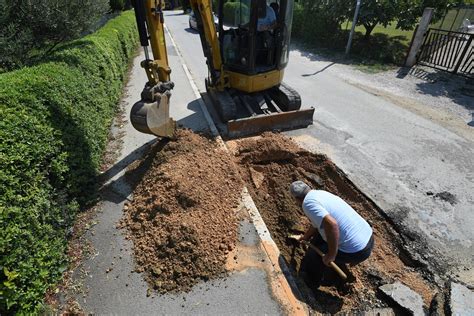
(164, 11, 474, 284)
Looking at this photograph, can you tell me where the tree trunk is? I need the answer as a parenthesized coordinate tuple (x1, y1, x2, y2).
(363, 22, 376, 40)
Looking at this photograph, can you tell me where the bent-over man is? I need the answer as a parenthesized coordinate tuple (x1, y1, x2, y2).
(290, 181, 374, 286)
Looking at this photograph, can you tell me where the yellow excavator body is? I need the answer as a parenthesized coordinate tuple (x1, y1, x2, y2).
(226, 69, 283, 93)
(130, 0, 314, 139)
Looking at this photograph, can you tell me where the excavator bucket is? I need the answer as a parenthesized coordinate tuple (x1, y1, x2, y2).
(130, 91, 176, 138)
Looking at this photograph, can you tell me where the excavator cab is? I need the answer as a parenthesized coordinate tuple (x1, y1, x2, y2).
(194, 0, 314, 138)
(220, 0, 291, 78)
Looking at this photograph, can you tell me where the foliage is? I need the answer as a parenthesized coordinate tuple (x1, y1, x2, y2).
(223, 1, 250, 25)
(292, 0, 471, 65)
(0, 0, 110, 72)
(292, 0, 349, 44)
(0, 11, 138, 313)
(353, 0, 400, 38)
(181, 0, 191, 11)
(293, 0, 469, 42)
(110, 0, 125, 11)
(347, 0, 470, 37)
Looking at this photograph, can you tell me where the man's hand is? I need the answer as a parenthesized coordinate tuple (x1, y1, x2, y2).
(322, 253, 336, 266)
(288, 234, 306, 243)
(301, 225, 317, 243)
(297, 234, 308, 242)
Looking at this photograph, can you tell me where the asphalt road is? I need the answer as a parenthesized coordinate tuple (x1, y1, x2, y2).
(164, 11, 474, 284)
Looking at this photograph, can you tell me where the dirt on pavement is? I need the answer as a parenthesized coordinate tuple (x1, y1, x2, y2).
(229, 132, 437, 314)
(119, 129, 436, 314)
(119, 129, 243, 294)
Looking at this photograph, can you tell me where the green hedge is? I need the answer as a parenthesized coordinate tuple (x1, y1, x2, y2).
(0, 11, 138, 313)
(292, 1, 346, 45)
(110, 0, 125, 11)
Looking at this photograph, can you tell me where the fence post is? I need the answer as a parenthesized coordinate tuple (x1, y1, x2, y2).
(405, 7, 434, 67)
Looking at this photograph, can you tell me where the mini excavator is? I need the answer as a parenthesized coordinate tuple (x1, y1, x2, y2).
(130, 0, 314, 138)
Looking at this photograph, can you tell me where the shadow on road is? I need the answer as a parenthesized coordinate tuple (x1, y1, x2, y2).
(302, 62, 336, 77)
(185, 27, 199, 34)
(176, 99, 211, 132)
(409, 66, 474, 116)
(99, 139, 169, 204)
(468, 114, 474, 127)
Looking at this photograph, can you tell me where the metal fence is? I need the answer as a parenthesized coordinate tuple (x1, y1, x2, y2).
(418, 28, 473, 78)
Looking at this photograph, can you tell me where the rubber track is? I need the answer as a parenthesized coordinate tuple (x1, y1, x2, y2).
(278, 82, 302, 111)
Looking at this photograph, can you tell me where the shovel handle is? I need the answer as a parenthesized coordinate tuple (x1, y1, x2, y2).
(302, 241, 348, 280)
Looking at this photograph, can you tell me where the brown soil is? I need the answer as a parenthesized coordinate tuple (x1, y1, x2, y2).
(230, 132, 436, 314)
(119, 129, 243, 293)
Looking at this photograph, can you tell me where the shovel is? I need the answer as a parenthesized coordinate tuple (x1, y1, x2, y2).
(288, 234, 348, 280)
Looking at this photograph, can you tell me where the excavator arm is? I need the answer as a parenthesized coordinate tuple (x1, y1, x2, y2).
(189, 0, 226, 89)
(130, 0, 226, 138)
(130, 0, 176, 138)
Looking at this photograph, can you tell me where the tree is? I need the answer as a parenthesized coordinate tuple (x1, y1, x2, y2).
(397, 0, 464, 30)
(354, 0, 399, 39)
(348, 0, 465, 39)
(0, 0, 110, 71)
(181, 0, 191, 11)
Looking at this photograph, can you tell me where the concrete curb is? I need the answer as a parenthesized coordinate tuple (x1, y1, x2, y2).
(165, 24, 308, 314)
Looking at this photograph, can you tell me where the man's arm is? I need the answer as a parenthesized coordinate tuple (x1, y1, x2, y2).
(322, 215, 339, 266)
(299, 225, 317, 242)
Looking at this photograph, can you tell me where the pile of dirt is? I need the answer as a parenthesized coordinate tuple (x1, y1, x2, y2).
(119, 129, 243, 293)
(231, 132, 436, 314)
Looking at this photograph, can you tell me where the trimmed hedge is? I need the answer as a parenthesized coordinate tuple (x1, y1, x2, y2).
(0, 11, 138, 313)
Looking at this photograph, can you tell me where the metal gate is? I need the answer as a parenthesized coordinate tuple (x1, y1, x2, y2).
(417, 28, 473, 78)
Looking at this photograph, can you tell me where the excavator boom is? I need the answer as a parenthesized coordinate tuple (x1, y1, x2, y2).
(130, 0, 176, 138)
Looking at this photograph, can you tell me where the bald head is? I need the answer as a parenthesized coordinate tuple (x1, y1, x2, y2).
(290, 181, 311, 199)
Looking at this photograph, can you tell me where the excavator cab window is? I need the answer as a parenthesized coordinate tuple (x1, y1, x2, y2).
(277, 0, 293, 69)
(220, 0, 251, 71)
(218, 0, 293, 75)
(257, 0, 267, 18)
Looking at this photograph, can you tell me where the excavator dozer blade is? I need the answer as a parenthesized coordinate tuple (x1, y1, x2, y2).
(227, 107, 315, 139)
(130, 91, 176, 138)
